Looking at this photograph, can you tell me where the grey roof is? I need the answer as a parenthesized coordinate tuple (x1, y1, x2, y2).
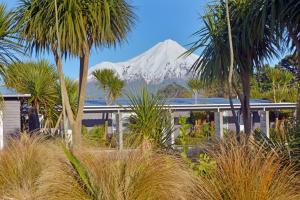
(84, 98, 296, 113)
(85, 97, 271, 106)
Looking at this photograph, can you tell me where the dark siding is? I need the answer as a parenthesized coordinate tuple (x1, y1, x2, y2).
(3, 100, 21, 138)
(82, 112, 113, 133)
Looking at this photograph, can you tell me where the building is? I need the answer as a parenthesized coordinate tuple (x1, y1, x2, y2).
(83, 98, 297, 149)
(0, 87, 30, 149)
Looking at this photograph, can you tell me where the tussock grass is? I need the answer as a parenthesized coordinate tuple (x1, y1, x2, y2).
(193, 137, 300, 200)
(0, 133, 56, 199)
(59, 149, 194, 200)
(1, 134, 299, 200)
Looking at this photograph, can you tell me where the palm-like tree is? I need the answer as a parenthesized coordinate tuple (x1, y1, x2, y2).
(185, 0, 277, 136)
(268, 0, 300, 131)
(187, 79, 203, 104)
(0, 4, 23, 68)
(92, 69, 124, 105)
(14, 0, 135, 146)
(127, 88, 173, 148)
(3, 60, 58, 122)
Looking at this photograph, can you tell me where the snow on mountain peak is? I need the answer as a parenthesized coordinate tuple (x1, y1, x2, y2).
(88, 39, 198, 84)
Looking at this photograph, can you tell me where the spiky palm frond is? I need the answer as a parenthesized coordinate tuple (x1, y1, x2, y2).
(187, 79, 203, 94)
(3, 59, 58, 115)
(0, 4, 23, 66)
(184, 0, 279, 81)
(62, 145, 97, 199)
(92, 69, 124, 105)
(126, 88, 174, 148)
(14, 0, 136, 57)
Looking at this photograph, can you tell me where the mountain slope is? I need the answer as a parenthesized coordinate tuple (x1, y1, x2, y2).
(87, 39, 199, 84)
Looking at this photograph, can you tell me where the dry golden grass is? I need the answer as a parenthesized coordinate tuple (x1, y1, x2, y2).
(193, 137, 300, 200)
(0, 134, 56, 199)
(62, 149, 195, 200)
(1, 134, 299, 200)
(0, 134, 195, 200)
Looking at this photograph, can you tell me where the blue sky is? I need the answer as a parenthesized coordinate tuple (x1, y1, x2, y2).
(3, 0, 208, 79)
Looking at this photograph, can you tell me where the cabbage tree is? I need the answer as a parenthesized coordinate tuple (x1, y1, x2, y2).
(185, 0, 278, 136)
(14, 0, 135, 146)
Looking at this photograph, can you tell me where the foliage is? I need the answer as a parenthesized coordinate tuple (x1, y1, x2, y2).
(0, 134, 63, 199)
(157, 82, 192, 98)
(177, 117, 192, 159)
(4, 60, 58, 111)
(201, 81, 229, 98)
(195, 153, 216, 176)
(0, 4, 23, 67)
(3, 60, 78, 129)
(126, 88, 174, 148)
(193, 137, 300, 200)
(63, 149, 194, 200)
(14, 0, 136, 58)
(176, 114, 215, 146)
(0, 133, 299, 200)
(82, 125, 106, 147)
(187, 79, 203, 103)
(278, 53, 299, 78)
(92, 69, 124, 105)
(62, 146, 97, 199)
(14, 0, 136, 146)
(251, 65, 297, 102)
(187, 79, 203, 94)
(185, 0, 279, 135)
(177, 117, 216, 177)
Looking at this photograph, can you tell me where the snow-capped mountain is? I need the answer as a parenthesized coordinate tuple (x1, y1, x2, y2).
(87, 39, 198, 84)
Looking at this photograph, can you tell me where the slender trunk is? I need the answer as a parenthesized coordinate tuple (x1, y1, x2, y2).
(288, 26, 300, 136)
(52, 47, 75, 126)
(53, 112, 63, 135)
(73, 43, 90, 147)
(78, 58, 84, 100)
(240, 67, 252, 136)
(225, 0, 240, 140)
(53, 0, 74, 145)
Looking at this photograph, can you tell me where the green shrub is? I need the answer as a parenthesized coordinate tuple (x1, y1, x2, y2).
(83, 125, 106, 147)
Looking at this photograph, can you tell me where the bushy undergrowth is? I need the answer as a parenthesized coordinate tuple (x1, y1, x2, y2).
(82, 125, 117, 148)
(65, 150, 194, 200)
(0, 134, 61, 199)
(0, 134, 194, 200)
(192, 137, 300, 200)
(0, 134, 299, 200)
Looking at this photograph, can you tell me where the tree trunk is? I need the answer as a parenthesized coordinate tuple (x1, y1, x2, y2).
(73, 43, 90, 147)
(52, 47, 76, 147)
(78, 57, 84, 100)
(240, 67, 252, 136)
(225, 0, 240, 140)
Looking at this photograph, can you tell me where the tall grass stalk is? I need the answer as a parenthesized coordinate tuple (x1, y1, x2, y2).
(61, 149, 194, 200)
(193, 137, 300, 200)
(0, 134, 55, 199)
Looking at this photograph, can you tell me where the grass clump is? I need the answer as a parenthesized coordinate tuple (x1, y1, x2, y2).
(0, 134, 55, 199)
(60, 148, 194, 200)
(193, 137, 300, 200)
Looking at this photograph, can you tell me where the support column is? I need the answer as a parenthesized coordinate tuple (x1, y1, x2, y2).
(170, 111, 175, 146)
(0, 111, 3, 149)
(260, 111, 270, 138)
(116, 111, 123, 150)
(214, 111, 223, 139)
